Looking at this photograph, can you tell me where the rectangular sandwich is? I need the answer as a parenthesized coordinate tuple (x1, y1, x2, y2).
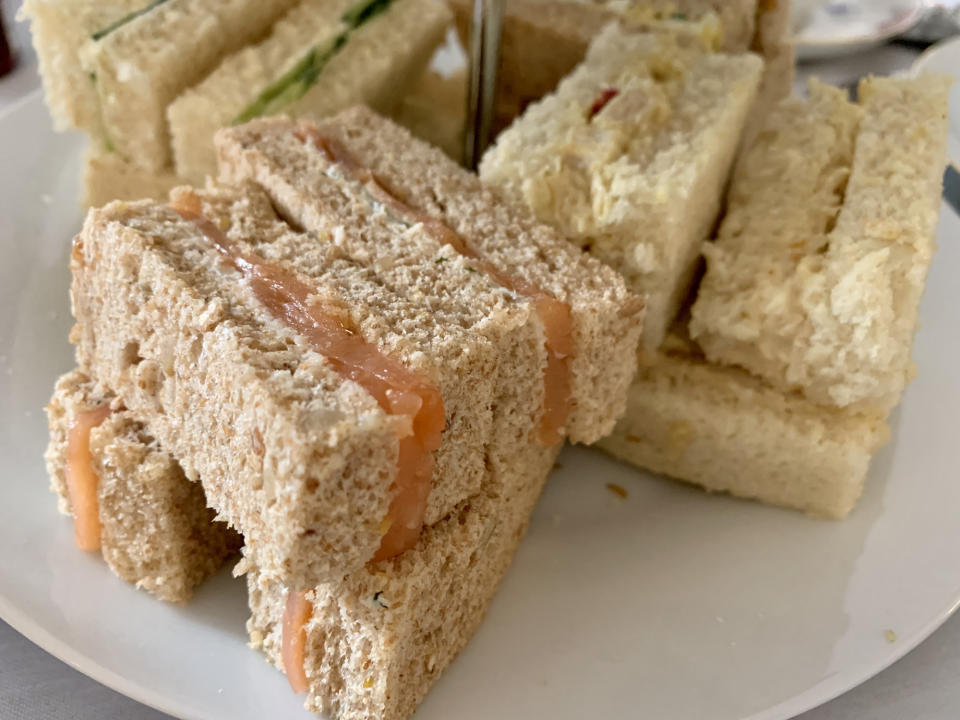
(167, 0, 451, 184)
(18, 0, 143, 133)
(45, 369, 240, 602)
(480, 23, 762, 348)
(45, 362, 558, 719)
(597, 329, 889, 518)
(70, 111, 643, 588)
(70, 0, 300, 169)
(245, 441, 559, 720)
(214, 107, 645, 444)
(689, 76, 952, 411)
(599, 75, 950, 518)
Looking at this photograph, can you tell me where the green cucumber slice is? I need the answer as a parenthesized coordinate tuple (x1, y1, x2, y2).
(232, 33, 349, 124)
(91, 0, 170, 42)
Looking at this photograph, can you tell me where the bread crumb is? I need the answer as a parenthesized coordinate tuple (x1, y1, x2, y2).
(363, 676, 374, 689)
(884, 629, 897, 643)
(605, 482, 628, 499)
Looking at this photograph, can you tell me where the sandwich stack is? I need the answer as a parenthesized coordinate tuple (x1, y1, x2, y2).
(482, 26, 951, 518)
(47, 107, 644, 718)
(20, 0, 455, 206)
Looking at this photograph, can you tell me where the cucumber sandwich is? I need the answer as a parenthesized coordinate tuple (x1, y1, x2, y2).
(168, 0, 450, 183)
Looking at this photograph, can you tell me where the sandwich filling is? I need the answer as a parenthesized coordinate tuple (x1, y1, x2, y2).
(65, 404, 112, 551)
(296, 125, 575, 445)
(169, 193, 445, 560)
(232, 0, 395, 124)
(90, 0, 169, 42)
(282, 589, 313, 693)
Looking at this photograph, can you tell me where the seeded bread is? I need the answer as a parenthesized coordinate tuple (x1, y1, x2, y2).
(167, 0, 450, 184)
(217, 109, 644, 444)
(480, 24, 761, 348)
(70, 179, 547, 586)
(597, 331, 890, 519)
(169, 182, 508, 528)
(216, 131, 555, 488)
(18, 0, 142, 133)
(690, 75, 951, 411)
(84, 149, 181, 208)
(71, 191, 425, 589)
(77, 0, 298, 171)
(246, 442, 559, 720)
(45, 369, 241, 602)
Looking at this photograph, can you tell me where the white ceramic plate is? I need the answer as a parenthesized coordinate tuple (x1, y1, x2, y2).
(912, 35, 960, 166)
(794, 0, 926, 61)
(2, 90, 960, 720)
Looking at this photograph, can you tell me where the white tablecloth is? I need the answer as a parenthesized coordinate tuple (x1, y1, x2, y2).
(1, 1, 957, 718)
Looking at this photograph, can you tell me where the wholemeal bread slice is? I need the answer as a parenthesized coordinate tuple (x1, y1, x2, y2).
(394, 66, 467, 163)
(70, 181, 519, 587)
(690, 75, 951, 411)
(167, 0, 450, 184)
(480, 24, 762, 348)
(76, 0, 299, 171)
(597, 329, 890, 519)
(216, 108, 645, 444)
(18, 0, 142, 133)
(49, 366, 560, 720)
(246, 441, 560, 720)
(45, 369, 241, 602)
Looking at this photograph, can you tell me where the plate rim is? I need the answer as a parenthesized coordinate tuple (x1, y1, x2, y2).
(793, 3, 926, 51)
(3, 86, 960, 720)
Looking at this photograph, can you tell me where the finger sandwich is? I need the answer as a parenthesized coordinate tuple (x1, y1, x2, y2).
(45, 362, 559, 719)
(50, 109, 643, 719)
(167, 0, 451, 184)
(601, 75, 950, 517)
(480, 23, 762, 348)
(690, 77, 952, 412)
(78, 0, 300, 169)
(69, 109, 643, 588)
(45, 369, 241, 602)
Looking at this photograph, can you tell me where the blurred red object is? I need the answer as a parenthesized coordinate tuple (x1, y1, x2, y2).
(0, 4, 15, 78)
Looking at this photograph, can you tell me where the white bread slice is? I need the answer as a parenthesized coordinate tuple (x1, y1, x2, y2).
(70, 183, 514, 588)
(168, 0, 450, 184)
(84, 149, 181, 208)
(480, 24, 762, 349)
(45, 369, 241, 602)
(216, 109, 645, 444)
(246, 442, 559, 720)
(597, 331, 889, 519)
(18, 0, 142, 133)
(77, 0, 299, 172)
(690, 75, 951, 411)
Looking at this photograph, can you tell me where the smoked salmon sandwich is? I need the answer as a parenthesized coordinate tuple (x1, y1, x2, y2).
(46, 107, 644, 719)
